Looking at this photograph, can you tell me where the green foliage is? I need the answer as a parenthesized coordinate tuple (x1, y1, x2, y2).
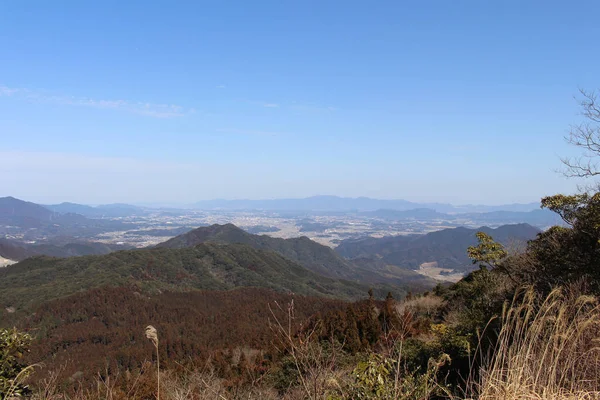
(467, 232, 507, 269)
(337, 351, 448, 400)
(348, 354, 393, 399)
(0, 328, 33, 397)
(0, 243, 373, 312)
(500, 192, 600, 294)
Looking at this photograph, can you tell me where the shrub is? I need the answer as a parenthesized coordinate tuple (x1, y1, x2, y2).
(0, 327, 34, 397)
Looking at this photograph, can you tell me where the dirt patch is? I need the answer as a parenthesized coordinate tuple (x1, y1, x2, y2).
(416, 262, 464, 282)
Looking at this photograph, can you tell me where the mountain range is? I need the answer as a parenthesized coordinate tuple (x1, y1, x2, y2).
(335, 223, 541, 272)
(364, 208, 562, 228)
(192, 195, 540, 213)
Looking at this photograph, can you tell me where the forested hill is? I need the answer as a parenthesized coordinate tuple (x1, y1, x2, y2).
(0, 242, 375, 312)
(0, 237, 128, 261)
(336, 223, 540, 272)
(156, 223, 359, 279)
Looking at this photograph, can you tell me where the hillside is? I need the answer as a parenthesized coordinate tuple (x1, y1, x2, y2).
(0, 242, 376, 311)
(11, 286, 349, 385)
(0, 238, 128, 261)
(336, 223, 540, 272)
(156, 223, 360, 279)
(0, 196, 57, 228)
(0, 196, 136, 238)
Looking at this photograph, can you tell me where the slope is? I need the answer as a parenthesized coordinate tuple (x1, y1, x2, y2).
(156, 223, 359, 279)
(0, 242, 374, 311)
(0, 238, 128, 261)
(336, 223, 540, 272)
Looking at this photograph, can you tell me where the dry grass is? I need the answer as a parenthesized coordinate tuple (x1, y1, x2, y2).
(472, 287, 600, 400)
(396, 294, 444, 318)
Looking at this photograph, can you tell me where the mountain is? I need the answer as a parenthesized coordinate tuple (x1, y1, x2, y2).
(193, 195, 539, 213)
(335, 223, 541, 273)
(156, 223, 438, 290)
(461, 209, 562, 227)
(0, 238, 31, 261)
(364, 207, 561, 229)
(155, 223, 359, 279)
(0, 196, 57, 227)
(0, 243, 374, 311)
(45, 202, 145, 217)
(0, 238, 129, 261)
(0, 197, 136, 238)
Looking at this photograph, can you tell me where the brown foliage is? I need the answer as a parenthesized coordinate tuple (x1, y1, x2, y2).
(18, 286, 347, 390)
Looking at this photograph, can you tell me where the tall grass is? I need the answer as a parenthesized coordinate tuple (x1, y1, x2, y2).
(145, 325, 160, 400)
(473, 287, 600, 400)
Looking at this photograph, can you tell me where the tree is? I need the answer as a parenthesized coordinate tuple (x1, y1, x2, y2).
(562, 89, 600, 180)
(467, 232, 507, 270)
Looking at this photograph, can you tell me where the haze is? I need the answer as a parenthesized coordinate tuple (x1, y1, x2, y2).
(1, 1, 596, 205)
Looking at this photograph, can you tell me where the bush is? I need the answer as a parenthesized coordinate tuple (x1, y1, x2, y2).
(0, 327, 34, 397)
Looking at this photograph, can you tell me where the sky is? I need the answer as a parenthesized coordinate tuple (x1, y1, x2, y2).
(1, 0, 599, 205)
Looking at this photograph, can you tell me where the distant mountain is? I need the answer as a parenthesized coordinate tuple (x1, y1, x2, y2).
(460, 209, 562, 227)
(0, 196, 57, 227)
(335, 223, 541, 273)
(364, 207, 561, 229)
(193, 195, 539, 213)
(45, 202, 145, 217)
(365, 208, 449, 220)
(0, 243, 373, 311)
(155, 223, 359, 279)
(0, 238, 129, 261)
(0, 197, 136, 237)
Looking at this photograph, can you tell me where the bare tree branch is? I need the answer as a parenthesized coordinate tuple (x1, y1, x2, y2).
(562, 89, 600, 179)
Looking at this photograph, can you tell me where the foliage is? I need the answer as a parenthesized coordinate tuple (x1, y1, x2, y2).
(16, 286, 348, 389)
(0, 327, 33, 397)
(338, 351, 448, 400)
(0, 243, 373, 312)
(496, 192, 600, 294)
(467, 232, 507, 270)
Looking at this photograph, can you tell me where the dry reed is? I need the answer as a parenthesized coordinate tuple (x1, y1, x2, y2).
(473, 287, 600, 400)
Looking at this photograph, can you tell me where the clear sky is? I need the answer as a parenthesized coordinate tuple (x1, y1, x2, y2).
(1, 0, 598, 205)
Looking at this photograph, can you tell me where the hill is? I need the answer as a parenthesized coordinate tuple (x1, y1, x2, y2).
(0, 196, 57, 228)
(0, 197, 136, 238)
(335, 223, 540, 272)
(156, 223, 360, 279)
(0, 238, 128, 261)
(45, 202, 145, 217)
(0, 242, 375, 311)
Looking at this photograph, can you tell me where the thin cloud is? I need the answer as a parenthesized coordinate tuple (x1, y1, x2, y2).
(0, 85, 192, 118)
(245, 98, 336, 112)
(217, 128, 282, 137)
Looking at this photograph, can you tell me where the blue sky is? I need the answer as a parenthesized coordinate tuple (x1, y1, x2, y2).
(1, 0, 598, 205)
